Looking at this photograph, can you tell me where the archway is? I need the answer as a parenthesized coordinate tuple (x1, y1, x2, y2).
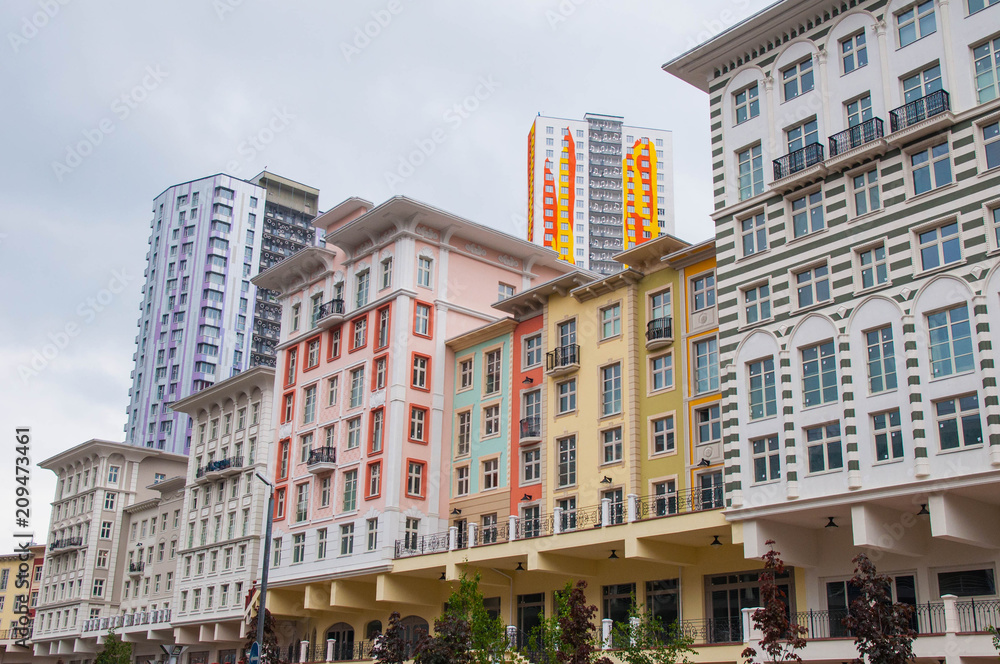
(326, 621, 355, 661)
(399, 615, 429, 657)
(365, 620, 383, 640)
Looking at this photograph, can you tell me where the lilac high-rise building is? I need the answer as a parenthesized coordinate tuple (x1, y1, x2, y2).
(124, 171, 319, 454)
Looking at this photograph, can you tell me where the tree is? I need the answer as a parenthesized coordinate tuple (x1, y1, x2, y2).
(989, 625, 1000, 655)
(240, 607, 281, 664)
(372, 611, 408, 664)
(843, 553, 916, 664)
(413, 573, 507, 664)
(557, 580, 613, 664)
(413, 611, 472, 664)
(94, 629, 132, 664)
(612, 598, 696, 664)
(742, 540, 807, 664)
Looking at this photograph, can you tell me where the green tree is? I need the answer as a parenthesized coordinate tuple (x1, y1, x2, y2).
(413, 573, 506, 664)
(843, 553, 916, 664)
(94, 629, 132, 664)
(612, 598, 696, 664)
(742, 540, 807, 664)
(989, 625, 1000, 655)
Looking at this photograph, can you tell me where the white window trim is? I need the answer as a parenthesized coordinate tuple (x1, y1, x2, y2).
(851, 236, 892, 295)
(910, 214, 965, 277)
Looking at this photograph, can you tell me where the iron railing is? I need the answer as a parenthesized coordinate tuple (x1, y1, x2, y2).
(195, 456, 243, 478)
(394, 530, 451, 558)
(128, 561, 144, 574)
(307, 446, 337, 466)
(890, 89, 950, 133)
(301, 639, 376, 662)
(82, 609, 171, 633)
(519, 416, 541, 440)
(49, 537, 83, 551)
(646, 317, 672, 342)
(791, 603, 945, 638)
(828, 117, 885, 156)
(955, 598, 1000, 633)
(546, 344, 579, 371)
(317, 298, 345, 320)
(634, 486, 725, 519)
(773, 143, 824, 180)
(679, 616, 743, 644)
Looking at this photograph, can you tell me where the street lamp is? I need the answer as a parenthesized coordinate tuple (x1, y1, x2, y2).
(254, 472, 276, 661)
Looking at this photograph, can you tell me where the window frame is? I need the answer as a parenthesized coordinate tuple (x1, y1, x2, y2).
(792, 261, 831, 309)
(781, 56, 815, 100)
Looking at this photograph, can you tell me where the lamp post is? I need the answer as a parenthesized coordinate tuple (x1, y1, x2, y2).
(254, 472, 275, 661)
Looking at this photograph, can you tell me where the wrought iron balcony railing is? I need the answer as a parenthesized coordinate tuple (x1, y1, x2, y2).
(645, 317, 672, 342)
(828, 117, 884, 156)
(519, 416, 541, 440)
(890, 89, 950, 133)
(307, 446, 337, 465)
(545, 344, 579, 371)
(773, 142, 824, 180)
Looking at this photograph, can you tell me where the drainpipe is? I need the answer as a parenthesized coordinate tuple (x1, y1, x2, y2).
(491, 568, 515, 625)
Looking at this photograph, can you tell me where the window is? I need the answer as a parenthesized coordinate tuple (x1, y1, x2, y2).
(355, 270, 370, 307)
(380, 257, 393, 290)
(370, 409, 384, 453)
(691, 273, 715, 311)
(734, 83, 759, 124)
(107, 465, 119, 483)
(456, 411, 471, 456)
(410, 407, 427, 442)
(483, 459, 499, 490)
(699, 471, 724, 509)
(782, 57, 814, 100)
(873, 409, 905, 462)
(352, 317, 367, 350)
(92, 579, 105, 598)
(329, 329, 342, 359)
(404, 517, 420, 549)
(974, 38, 1000, 103)
(903, 64, 942, 103)
(340, 524, 355, 556)
(414, 303, 431, 336)
(601, 364, 622, 416)
(600, 304, 621, 339)
(748, 358, 777, 419)
(928, 304, 974, 378)
(841, 31, 868, 73)
(104, 492, 116, 510)
(787, 119, 818, 153)
(498, 283, 516, 300)
(343, 469, 358, 511)
(553, 380, 576, 416)
(292, 533, 305, 563)
(367, 518, 379, 551)
(791, 191, 824, 238)
(651, 416, 675, 454)
(919, 221, 961, 271)
(795, 264, 830, 308)
(694, 338, 719, 394)
(407, 461, 425, 497)
(650, 354, 673, 391)
(374, 356, 387, 390)
(752, 435, 781, 483)
(522, 448, 540, 483)
(695, 405, 721, 445)
(911, 143, 952, 195)
(483, 404, 500, 437)
(802, 341, 838, 407)
(484, 350, 502, 394)
(557, 436, 577, 487)
(806, 423, 844, 473)
(847, 95, 873, 127)
(934, 394, 983, 449)
(937, 568, 996, 596)
(100, 521, 112, 538)
(741, 212, 767, 257)
(459, 358, 474, 390)
(306, 338, 320, 367)
(897, 1, 935, 47)
(319, 476, 331, 508)
(299, 433, 313, 464)
(347, 417, 361, 449)
(602, 427, 623, 463)
(412, 355, 428, 389)
(417, 256, 433, 288)
(744, 283, 771, 325)
(853, 169, 880, 216)
(737, 144, 764, 200)
(557, 319, 577, 347)
(524, 334, 542, 367)
(860, 326, 898, 394)
(349, 367, 364, 407)
(456, 466, 470, 496)
(302, 385, 316, 423)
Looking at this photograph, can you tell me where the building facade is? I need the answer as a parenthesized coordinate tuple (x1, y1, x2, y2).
(125, 171, 319, 455)
(665, 0, 1000, 658)
(527, 113, 675, 274)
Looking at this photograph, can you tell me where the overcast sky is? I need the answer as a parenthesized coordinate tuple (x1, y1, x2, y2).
(0, 0, 771, 552)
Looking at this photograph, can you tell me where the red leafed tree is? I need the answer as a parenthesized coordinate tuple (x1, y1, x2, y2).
(742, 540, 807, 664)
(843, 553, 916, 664)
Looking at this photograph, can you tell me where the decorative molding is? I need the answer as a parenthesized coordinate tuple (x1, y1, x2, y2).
(415, 225, 440, 241)
(356, 240, 374, 254)
(465, 243, 487, 257)
(370, 390, 386, 408)
(498, 254, 520, 268)
(378, 230, 395, 244)
(417, 247, 435, 259)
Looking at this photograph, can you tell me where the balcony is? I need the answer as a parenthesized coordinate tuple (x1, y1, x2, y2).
(49, 537, 83, 552)
(888, 90, 952, 145)
(826, 117, 888, 170)
(307, 446, 337, 474)
(645, 317, 673, 350)
(82, 609, 171, 634)
(315, 298, 346, 329)
(545, 344, 579, 377)
(771, 143, 826, 193)
(519, 416, 541, 444)
(194, 456, 243, 481)
(128, 561, 144, 575)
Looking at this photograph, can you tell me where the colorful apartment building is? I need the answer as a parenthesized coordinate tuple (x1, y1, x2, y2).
(527, 114, 675, 274)
(249, 196, 574, 660)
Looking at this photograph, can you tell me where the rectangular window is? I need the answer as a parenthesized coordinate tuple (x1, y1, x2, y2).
(692, 273, 715, 311)
(557, 378, 577, 414)
(484, 350, 502, 394)
(935, 394, 983, 449)
(407, 461, 425, 497)
(918, 221, 961, 271)
(695, 405, 721, 445)
(370, 409, 384, 453)
(417, 256, 433, 288)
(349, 367, 364, 408)
(410, 407, 427, 442)
(744, 283, 771, 325)
(299, 432, 313, 464)
(791, 191, 824, 238)
(456, 411, 472, 456)
(866, 326, 898, 393)
(873, 409, 905, 461)
(975, 38, 1000, 104)
(782, 57, 814, 100)
(347, 417, 361, 449)
(650, 354, 673, 391)
(374, 356, 387, 390)
(459, 358, 474, 390)
(858, 244, 888, 290)
(842, 31, 868, 73)
(557, 436, 577, 487)
(456, 466, 470, 496)
(853, 169, 880, 216)
(412, 355, 429, 389)
(355, 270, 370, 308)
(738, 144, 764, 200)
(343, 469, 358, 511)
(802, 341, 838, 407)
(292, 533, 305, 563)
(498, 283, 516, 300)
(367, 518, 379, 551)
(522, 448, 540, 483)
(752, 435, 781, 483)
(524, 334, 542, 367)
(414, 303, 431, 336)
(795, 264, 831, 308)
(806, 423, 844, 473)
(928, 305, 974, 377)
(748, 358, 777, 419)
(483, 404, 500, 437)
(734, 83, 760, 124)
(380, 257, 393, 290)
(602, 427, 623, 463)
(483, 458, 499, 490)
(302, 385, 316, 424)
(897, 0, 935, 47)
(694, 338, 719, 394)
(847, 94, 874, 127)
(600, 304, 621, 339)
(787, 119, 819, 153)
(340, 524, 355, 556)
(601, 364, 622, 416)
(903, 64, 942, 104)
(912, 143, 952, 195)
(652, 416, 675, 454)
(937, 568, 996, 596)
(741, 212, 767, 256)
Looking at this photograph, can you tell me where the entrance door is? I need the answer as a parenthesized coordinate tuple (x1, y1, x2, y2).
(326, 622, 355, 661)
